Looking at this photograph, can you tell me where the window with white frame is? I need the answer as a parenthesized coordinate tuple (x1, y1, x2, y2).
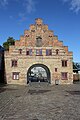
(36, 49, 42, 56)
(12, 72, 19, 80)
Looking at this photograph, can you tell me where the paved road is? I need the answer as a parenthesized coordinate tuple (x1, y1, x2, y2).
(0, 83, 80, 120)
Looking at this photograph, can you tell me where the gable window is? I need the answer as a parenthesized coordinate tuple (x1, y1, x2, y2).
(61, 72, 68, 80)
(56, 49, 59, 55)
(46, 49, 52, 56)
(12, 60, 17, 67)
(12, 72, 19, 80)
(31, 30, 35, 32)
(36, 37, 42, 47)
(36, 49, 42, 56)
(26, 49, 32, 56)
(62, 60, 67, 67)
(25, 34, 29, 37)
(19, 49, 22, 54)
(49, 35, 52, 37)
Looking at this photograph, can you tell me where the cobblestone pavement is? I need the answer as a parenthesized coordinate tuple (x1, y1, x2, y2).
(0, 82, 80, 120)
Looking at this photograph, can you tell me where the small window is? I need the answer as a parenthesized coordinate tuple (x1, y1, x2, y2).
(61, 72, 68, 80)
(26, 49, 32, 56)
(37, 24, 42, 26)
(49, 35, 52, 37)
(25, 34, 29, 37)
(29, 49, 32, 56)
(36, 49, 42, 56)
(12, 60, 17, 67)
(26, 50, 29, 55)
(62, 60, 67, 67)
(19, 49, 22, 54)
(46, 49, 52, 56)
(56, 49, 59, 55)
(55, 68, 57, 72)
(12, 72, 19, 80)
(31, 30, 35, 32)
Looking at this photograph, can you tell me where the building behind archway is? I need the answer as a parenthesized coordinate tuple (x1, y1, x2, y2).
(5, 18, 73, 85)
(27, 63, 51, 83)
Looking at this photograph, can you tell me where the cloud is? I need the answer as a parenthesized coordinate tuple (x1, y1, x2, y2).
(18, 13, 27, 22)
(0, 0, 8, 7)
(62, 0, 80, 13)
(0, 0, 36, 13)
(63, 0, 69, 2)
(70, 0, 80, 13)
(18, 0, 36, 23)
(0, 0, 37, 23)
(23, 0, 36, 13)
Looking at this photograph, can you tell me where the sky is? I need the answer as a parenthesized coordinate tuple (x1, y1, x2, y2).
(0, 0, 80, 62)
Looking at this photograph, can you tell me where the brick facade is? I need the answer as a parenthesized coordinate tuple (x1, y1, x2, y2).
(5, 18, 73, 85)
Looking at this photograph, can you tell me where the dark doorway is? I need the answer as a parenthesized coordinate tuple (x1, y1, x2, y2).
(27, 64, 51, 84)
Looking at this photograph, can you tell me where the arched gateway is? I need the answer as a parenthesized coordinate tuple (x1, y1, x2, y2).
(27, 64, 51, 84)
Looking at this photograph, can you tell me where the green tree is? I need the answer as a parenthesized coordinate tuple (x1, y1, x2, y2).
(3, 37, 15, 51)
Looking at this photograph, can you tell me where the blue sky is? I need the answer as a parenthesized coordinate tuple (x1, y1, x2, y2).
(0, 0, 80, 62)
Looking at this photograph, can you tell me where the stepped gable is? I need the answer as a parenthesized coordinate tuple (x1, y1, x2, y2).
(14, 18, 72, 55)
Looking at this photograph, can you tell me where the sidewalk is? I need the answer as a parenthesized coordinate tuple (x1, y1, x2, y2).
(0, 83, 80, 120)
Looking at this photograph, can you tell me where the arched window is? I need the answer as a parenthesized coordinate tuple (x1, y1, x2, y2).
(19, 49, 22, 54)
(56, 49, 59, 55)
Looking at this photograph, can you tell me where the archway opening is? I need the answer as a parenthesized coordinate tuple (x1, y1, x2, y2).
(27, 64, 51, 84)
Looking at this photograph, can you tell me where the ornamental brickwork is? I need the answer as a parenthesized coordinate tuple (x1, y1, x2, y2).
(5, 18, 73, 85)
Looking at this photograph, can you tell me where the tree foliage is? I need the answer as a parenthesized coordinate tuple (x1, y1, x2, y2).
(73, 62, 80, 70)
(3, 37, 15, 51)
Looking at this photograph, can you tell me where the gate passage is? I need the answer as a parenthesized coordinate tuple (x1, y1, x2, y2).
(27, 64, 51, 84)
